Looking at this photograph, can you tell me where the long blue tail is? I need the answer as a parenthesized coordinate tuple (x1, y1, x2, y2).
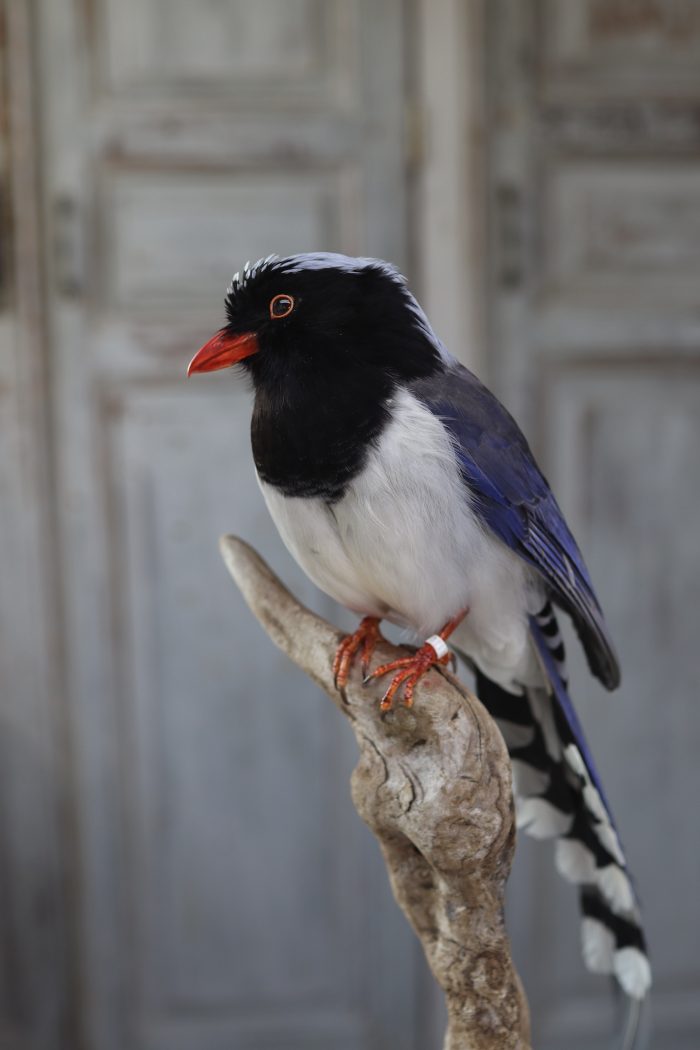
(474, 603, 650, 1000)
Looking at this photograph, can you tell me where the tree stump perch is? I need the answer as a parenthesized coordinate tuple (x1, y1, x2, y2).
(220, 535, 531, 1050)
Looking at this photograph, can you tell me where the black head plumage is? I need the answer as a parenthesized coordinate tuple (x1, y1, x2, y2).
(191, 252, 447, 501)
(223, 252, 445, 390)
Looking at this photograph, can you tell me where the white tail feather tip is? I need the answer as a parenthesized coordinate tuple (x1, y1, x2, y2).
(598, 864, 637, 913)
(564, 743, 586, 777)
(555, 838, 597, 884)
(582, 783, 608, 823)
(615, 947, 652, 1000)
(581, 917, 615, 974)
(516, 797, 572, 839)
(594, 823, 626, 867)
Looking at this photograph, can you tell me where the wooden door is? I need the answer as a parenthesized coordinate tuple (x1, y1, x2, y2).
(36, 2, 434, 1048)
(486, 3, 700, 1047)
(0, 6, 72, 1048)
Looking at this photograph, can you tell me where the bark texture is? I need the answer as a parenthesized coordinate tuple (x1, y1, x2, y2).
(220, 535, 531, 1050)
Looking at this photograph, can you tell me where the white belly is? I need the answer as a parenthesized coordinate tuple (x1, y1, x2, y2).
(258, 389, 544, 690)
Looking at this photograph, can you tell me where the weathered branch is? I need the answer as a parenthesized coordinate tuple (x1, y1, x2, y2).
(220, 535, 531, 1050)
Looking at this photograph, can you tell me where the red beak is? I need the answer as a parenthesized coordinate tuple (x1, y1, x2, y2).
(187, 329, 259, 376)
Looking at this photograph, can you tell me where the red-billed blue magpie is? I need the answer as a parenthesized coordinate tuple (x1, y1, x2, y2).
(188, 252, 650, 1005)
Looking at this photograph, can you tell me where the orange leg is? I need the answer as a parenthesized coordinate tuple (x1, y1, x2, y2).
(367, 609, 468, 711)
(333, 616, 383, 690)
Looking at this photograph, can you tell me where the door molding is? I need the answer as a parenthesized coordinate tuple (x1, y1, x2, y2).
(1, 2, 73, 1046)
(416, 0, 487, 374)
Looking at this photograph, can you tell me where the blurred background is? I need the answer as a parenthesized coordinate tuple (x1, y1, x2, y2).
(1, 1, 699, 1047)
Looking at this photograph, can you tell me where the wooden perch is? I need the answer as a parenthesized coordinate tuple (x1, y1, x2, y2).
(220, 535, 531, 1050)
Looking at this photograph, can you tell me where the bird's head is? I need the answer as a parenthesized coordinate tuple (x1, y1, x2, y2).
(187, 252, 446, 390)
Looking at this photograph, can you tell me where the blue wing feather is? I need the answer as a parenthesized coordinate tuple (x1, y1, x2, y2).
(411, 363, 620, 689)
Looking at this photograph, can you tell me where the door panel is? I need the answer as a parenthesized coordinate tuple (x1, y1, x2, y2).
(488, 3, 700, 1046)
(542, 0, 700, 95)
(98, 0, 358, 103)
(112, 385, 373, 1031)
(101, 170, 357, 310)
(37, 2, 424, 1047)
(0, 7, 71, 1048)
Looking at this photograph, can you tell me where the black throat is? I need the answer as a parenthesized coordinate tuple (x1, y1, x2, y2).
(241, 260, 445, 500)
(251, 366, 394, 502)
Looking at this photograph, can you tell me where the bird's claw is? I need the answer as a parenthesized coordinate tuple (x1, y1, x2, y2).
(367, 642, 451, 711)
(333, 617, 383, 691)
(336, 612, 462, 708)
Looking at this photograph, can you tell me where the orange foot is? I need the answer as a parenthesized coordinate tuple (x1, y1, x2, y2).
(333, 616, 383, 690)
(367, 610, 468, 711)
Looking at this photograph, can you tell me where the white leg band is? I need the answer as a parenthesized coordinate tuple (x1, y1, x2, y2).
(425, 635, 449, 660)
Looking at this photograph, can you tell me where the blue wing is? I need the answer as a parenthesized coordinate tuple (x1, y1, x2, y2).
(411, 363, 620, 689)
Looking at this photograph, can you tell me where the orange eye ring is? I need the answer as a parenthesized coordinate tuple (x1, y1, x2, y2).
(269, 293, 296, 319)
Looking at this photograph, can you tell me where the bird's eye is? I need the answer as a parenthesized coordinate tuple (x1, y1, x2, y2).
(269, 293, 295, 319)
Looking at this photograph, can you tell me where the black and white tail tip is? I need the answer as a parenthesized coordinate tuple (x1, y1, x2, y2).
(559, 740, 651, 999)
(474, 607, 651, 1001)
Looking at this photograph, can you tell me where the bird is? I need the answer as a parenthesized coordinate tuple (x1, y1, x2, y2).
(187, 251, 650, 1005)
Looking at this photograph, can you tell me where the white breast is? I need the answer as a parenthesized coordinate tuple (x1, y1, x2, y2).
(258, 389, 544, 690)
